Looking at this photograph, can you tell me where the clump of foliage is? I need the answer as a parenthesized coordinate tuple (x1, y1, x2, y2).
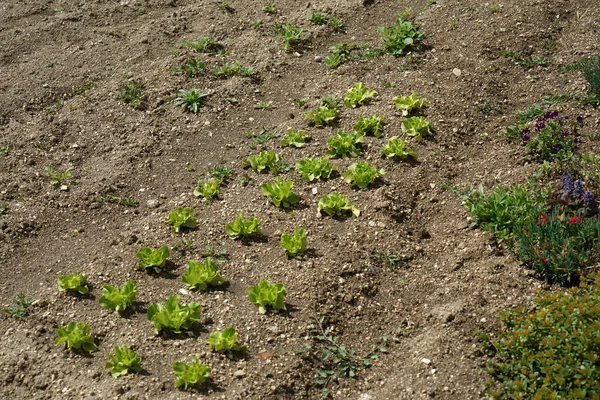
(181, 258, 224, 291)
(354, 115, 384, 137)
(99, 280, 137, 312)
(105, 345, 142, 377)
(280, 129, 309, 147)
(326, 131, 364, 158)
(207, 327, 248, 353)
(211, 61, 255, 78)
(280, 227, 307, 258)
(166, 207, 197, 232)
(247, 279, 287, 314)
(500, 48, 552, 70)
(309, 11, 328, 25)
(173, 58, 205, 78)
(582, 55, 600, 106)
(173, 359, 211, 390)
(328, 16, 345, 33)
(117, 80, 145, 108)
(225, 212, 261, 239)
(175, 89, 208, 113)
(325, 43, 381, 69)
(483, 274, 600, 399)
(177, 37, 222, 54)
(210, 164, 234, 182)
(193, 178, 221, 200)
(136, 246, 170, 273)
(147, 295, 201, 334)
(305, 98, 340, 127)
(344, 162, 384, 189)
(55, 322, 97, 353)
(272, 23, 304, 50)
(45, 166, 72, 187)
(401, 116, 433, 140)
(392, 91, 428, 116)
(4, 293, 34, 320)
(344, 82, 377, 108)
(242, 151, 284, 173)
(378, 9, 425, 56)
(58, 273, 89, 295)
(381, 136, 417, 160)
(318, 191, 360, 217)
(262, 3, 277, 14)
(261, 177, 300, 208)
(295, 157, 336, 181)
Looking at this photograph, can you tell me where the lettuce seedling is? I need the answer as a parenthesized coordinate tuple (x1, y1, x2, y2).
(181, 258, 224, 291)
(225, 212, 261, 239)
(378, 9, 425, 57)
(392, 91, 428, 116)
(354, 115, 384, 137)
(344, 82, 377, 108)
(305, 105, 339, 127)
(166, 207, 198, 232)
(247, 279, 287, 314)
(280, 227, 307, 258)
(327, 131, 364, 158)
(318, 191, 360, 217)
(344, 162, 385, 189)
(280, 129, 309, 147)
(193, 178, 221, 200)
(261, 177, 300, 208)
(105, 345, 142, 377)
(207, 327, 248, 353)
(295, 157, 336, 181)
(381, 136, 417, 159)
(401, 116, 433, 141)
(58, 273, 89, 295)
(147, 295, 201, 334)
(173, 358, 210, 390)
(272, 23, 304, 50)
(242, 151, 283, 173)
(55, 322, 97, 353)
(136, 246, 170, 273)
(99, 280, 137, 312)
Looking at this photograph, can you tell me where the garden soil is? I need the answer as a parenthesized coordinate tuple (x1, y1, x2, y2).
(1, 0, 599, 399)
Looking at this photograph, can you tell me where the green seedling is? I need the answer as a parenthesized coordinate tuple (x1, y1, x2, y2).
(392, 91, 428, 116)
(218, 0, 233, 11)
(328, 17, 345, 33)
(99, 280, 137, 312)
(344, 162, 384, 189)
(262, 3, 277, 14)
(211, 61, 255, 78)
(0, 145, 8, 155)
(181, 258, 224, 291)
(136, 246, 170, 273)
(210, 164, 234, 181)
(44, 166, 72, 187)
(326, 131, 364, 158)
(261, 177, 300, 208)
(173, 58, 205, 78)
(344, 82, 376, 108)
(280, 129, 309, 147)
(177, 37, 222, 54)
(272, 23, 304, 50)
(381, 136, 417, 160)
(175, 89, 208, 113)
(4, 293, 34, 320)
(318, 191, 360, 217)
(253, 100, 273, 110)
(354, 115, 384, 137)
(117, 80, 145, 108)
(105, 345, 142, 377)
(309, 11, 328, 25)
(55, 322, 97, 353)
(305, 105, 339, 127)
(295, 157, 336, 181)
(378, 9, 424, 57)
(225, 212, 261, 239)
(207, 327, 248, 353)
(147, 295, 201, 334)
(194, 178, 221, 200)
(280, 227, 307, 258)
(247, 279, 287, 314)
(242, 151, 283, 173)
(401, 116, 433, 140)
(166, 207, 197, 232)
(173, 359, 210, 390)
(57, 273, 89, 295)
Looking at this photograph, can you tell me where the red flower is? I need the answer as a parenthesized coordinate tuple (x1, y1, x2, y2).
(569, 216, 582, 224)
(540, 215, 547, 223)
(541, 257, 547, 264)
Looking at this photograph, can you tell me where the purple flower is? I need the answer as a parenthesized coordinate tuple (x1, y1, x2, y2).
(562, 174, 574, 195)
(577, 116, 584, 127)
(574, 179, 584, 200)
(554, 143, 562, 152)
(584, 191, 595, 209)
(522, 135, 530, 143)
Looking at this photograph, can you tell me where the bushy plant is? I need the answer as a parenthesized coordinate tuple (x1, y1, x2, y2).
(327, 131, 364, 158)
(295, 157, 336, 181)
(242, 151, 283, 173)
(309, 11, 328, 25)
(193, 178, 221, 200)
(381, 136, 417, 160)
(392, 91, 428, 116)
(318, 191, 360, 217)
(378, 9, 425, 57)
(117, 80, 145, 108)
(55, 322, 97, 353)
(305, 101, 340, 127)
(225, 212, 261, 239)
(272, 23, 304, 50)
(173, 58, 205, 78)
(147, 295, 201, 334)
(207, 327, 248, 353)
(105, 345, 142, 377)
(353, 115, 384, 137)
(99, 280, 137, 312)
(344, 162, 384, 189)
(261, 177, 300, 208)
(344, 82, 376, 108)
(175, 89, 208, 113)
(58, 273, 89, 295)
(521, 111, 582, 165)
(166, 207, 197, 232)
(280, 227, 307, 258)
(401, 116, 433, 140)
(280, 129, 309, 147)
(136, 246, 170, 273)
(173, 359, 210, 390)
(181, 258, 224, 291)
(247, 279, 287, 314)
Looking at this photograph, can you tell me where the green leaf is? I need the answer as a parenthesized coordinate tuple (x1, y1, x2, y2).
(57, 273, 89, 295)
(165, 207, 197, 232)
(247, 279, 287, 313)
(318, 191, 360, 217)
(353, 115, 384, 137)
(280, 129, 309, 147)
(343, 82, 377, 108)
(173, 358, 210, 390)
(55, 322, 97, 353)
(193, 178, 221, 200)
(392, 91, 428, 116)
(304, 105, 339, 127)
(380, 136, 417, 160)
(280, 227, 307, 257)
(401, 116, 433, 141)
(105, 345, 142, 377)
(295, 157, 336, 181)
(147, 295, 201, 334)
(136, 246, 170, 273)
(99, 280, 137, 312)
(326, 131, 364, 158)
(181, 258, 224, 291)
(378, 11, 424, 57)
(261, 177, 300, 208)
(207, 327, 248, 353)
(344, 162, 384, 189)
(242, 151, 283, 173)
(225, 212, 261, 239)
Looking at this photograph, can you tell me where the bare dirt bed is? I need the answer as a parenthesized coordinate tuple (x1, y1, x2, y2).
(1, 0, 599, 399)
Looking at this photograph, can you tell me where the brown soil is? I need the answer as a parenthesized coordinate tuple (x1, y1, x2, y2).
(1, 0, 599, 399)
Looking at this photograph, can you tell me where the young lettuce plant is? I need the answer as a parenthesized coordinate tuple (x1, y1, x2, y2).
(295, 157, 336, 181)
(99, 280, 137, 312)
(166, 207, 198, 232)
(261, 177, 300, 208)
(381, 136, 417, 160)
(304, 99, 340, 127)
(272, 23, 304, 50)
(55, 322, 97, 353)
(193, 178, 221, 200)
(392, 91, 428, 116)
(247, 279, 287, 314)
(344, 82, 377, 108)
(318, 191, 360, 217)
(181, 258, 224, 291)
(136, 246, 170, 273)
(242, 151, 283, 173)
(147, 295, 201, 335)
(401, 116, 433, 141)
(173, 358, 210, 390)
(280, 227, 307, 258)
(378, 9, 425, 57)
(58, 273, 89, 295)
(327, 131, 364, 158)
(344, 162, 385, 189)
(354, 115, 384, 137)
(207, 327, 248, 353)
(280, 129, 309, 147)
(105, 345, 142, 377)
(225, 212, 261, 239)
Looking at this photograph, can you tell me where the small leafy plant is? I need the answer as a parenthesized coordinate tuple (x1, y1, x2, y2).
(178, 37, 222, 54)
(225, 212, 261, 239)
(166, 207, 197, 232)
(147, 295, 201, 334)
(4, 293, 34, 320)
(210, 164, 234, 181)
(207, 327, 248, 353)
(520, 111, 581, 165)
(45, 166, 72, 187)
(181, 258, 224, 291)
(55, 322, 97, 353)
(318, 191, 360, 217)
(344, 82, 376, 108)
(262, 3, 277, 14)
(354, 115, 384, 137)
(378, 9, 425, 57)
(582, 55, 600, 106)
(253, 100, 273, 110)
(272, 23, 304, 50)
(175, 89, 208, 113)
(173, 58, 205, 78)
(309, 11, 328, 25)
(381, 136, 417, 160)
(401, 116, 433, 140)
(117, 80, 145, 108)
(295, 157, 336, 181)
(58, 273, 89, 295)
(261, 177, 300, 208)
(193, 178, 221, 200)
(280, 227, 307, 258)
(99, 280, 137, 312)
(173, 358, 210, 390)
(344, 162, 384, 189)
(328, 17, 345, 33)
(211, 61, 255, 78)
(305, 105, 339, 127)
(280, 129, 309, 147)
(326, 131, 364, 158)
(247, 279, 287, 314)
(242, 151, 283, 173)
(105, 345, 142, 377)
(392, 91, 428, 116)
(136, 246, 170, 273)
